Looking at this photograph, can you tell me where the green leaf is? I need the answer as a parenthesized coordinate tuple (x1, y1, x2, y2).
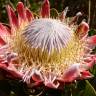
(84, 80, 96, 96)
(88, 29, 96, 36)
(90, 65, 96, 76)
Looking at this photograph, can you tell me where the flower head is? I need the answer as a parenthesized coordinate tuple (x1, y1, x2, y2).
(0, 0, 96, 89)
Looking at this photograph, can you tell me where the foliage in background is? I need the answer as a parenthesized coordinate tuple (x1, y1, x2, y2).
(1, 0, 96, 28)
(0, 0, 89, 24)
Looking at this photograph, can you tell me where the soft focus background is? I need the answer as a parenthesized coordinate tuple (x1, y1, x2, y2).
(0, 0, 96, 28)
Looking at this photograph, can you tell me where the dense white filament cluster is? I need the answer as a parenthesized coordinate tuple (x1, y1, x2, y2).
(23, 18, 72, 54)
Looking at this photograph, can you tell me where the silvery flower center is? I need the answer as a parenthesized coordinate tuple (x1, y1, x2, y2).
(23, 18, 72, 54)
(12, 18, 84, 74)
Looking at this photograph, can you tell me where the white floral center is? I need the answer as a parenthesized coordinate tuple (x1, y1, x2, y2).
(23, 18, 72, 54)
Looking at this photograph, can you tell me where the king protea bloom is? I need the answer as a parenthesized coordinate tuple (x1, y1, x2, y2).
(0, 0, 96, 89)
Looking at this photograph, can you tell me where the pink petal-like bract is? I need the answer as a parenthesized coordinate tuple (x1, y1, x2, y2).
(80, 71, 93, 79)
(0, 63, 22, 79)
(17, 2, 26, 24)
(88, 35, 96, 45)
(26, 8, 33, 22)
(59, 64, 81, 82)
(0, 23, 10, 35)
(6, 5, 18, 29)
(41, 0, 50, 18)
(32, 70, 43, 82)
(0, 37, 6, 45)
(76, 21, 89, 38)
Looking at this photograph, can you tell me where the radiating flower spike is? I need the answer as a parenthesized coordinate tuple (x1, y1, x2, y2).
(59, 7, 69, 22)
(25, 7, 34, 22)
(6, 5, 19, 31)
(17, 2, 26, 25)
(40, 0, 50, 18)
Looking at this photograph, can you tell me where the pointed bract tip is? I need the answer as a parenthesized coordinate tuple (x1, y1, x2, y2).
(0, 37, 6, 45)
(6, 5, 18, 29)
(80, 71, 93, 79)
(44, 0, 49, 4)
(0, 23, 11, 35)
(17, 2, 24, 9)
(76, 12, 82, 17)
(32, 70, 43, 82)
(69, 12, 82, 26)
(88, 35, 96, 45)
(17, 2, 26, 23)
(60, 7, 69, 21)
(41, 0, 50, 18)
(26, 7, 34, 22)
(76, 21, 89, 38)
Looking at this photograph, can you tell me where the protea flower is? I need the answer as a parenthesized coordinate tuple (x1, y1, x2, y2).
(0, 0, 96, 90)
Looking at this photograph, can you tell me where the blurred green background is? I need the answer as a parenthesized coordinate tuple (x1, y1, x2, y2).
(0, 0, 96, 28)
